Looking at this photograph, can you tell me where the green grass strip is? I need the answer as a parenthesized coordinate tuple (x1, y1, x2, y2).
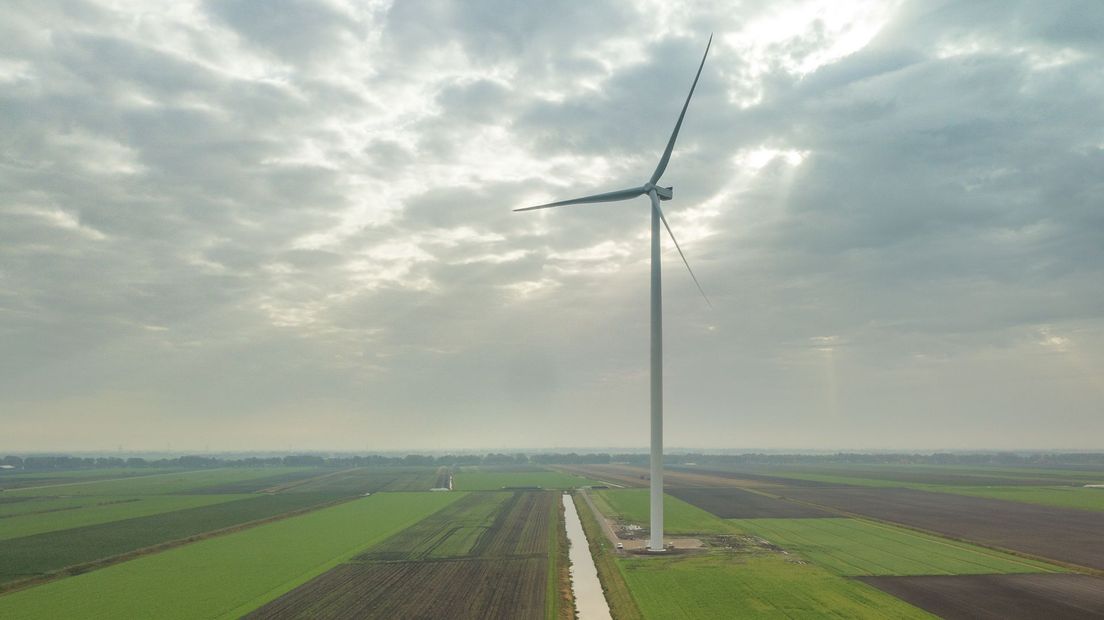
(0, 492, 463, 620)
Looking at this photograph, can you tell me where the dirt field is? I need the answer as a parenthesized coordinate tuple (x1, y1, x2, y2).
(245, 557, 547, 619)
(857, 574, 1104, 619)
(252, 491, 558, 618)
(667, 487, 834, 518)
(776, 486, 1104, 570)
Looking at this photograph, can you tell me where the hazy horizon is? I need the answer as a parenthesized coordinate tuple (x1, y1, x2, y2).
(3, 1, 1102, 453)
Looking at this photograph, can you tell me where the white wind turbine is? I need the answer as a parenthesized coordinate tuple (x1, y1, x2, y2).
(515, 35, 712, 552)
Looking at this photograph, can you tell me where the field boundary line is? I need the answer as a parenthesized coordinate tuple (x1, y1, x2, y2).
(0, 495, 356, 597)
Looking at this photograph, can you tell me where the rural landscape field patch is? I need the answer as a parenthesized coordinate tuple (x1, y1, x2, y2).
(0, 492, 461, 619)
(249, 490, 566, 619)
(733, 518, 1061, 576)
(594, 488, 742, 535)
(617, 553, 933, 619)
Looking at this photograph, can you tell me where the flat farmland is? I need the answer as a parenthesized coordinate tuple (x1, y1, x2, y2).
(252, 491, 567, 619)
(935, 485, 1104, 512)
(0, 492, 343, 585)
(0, 469, 187, 491)
(594, 488, 741, 535)
(453, 469, 601, 491)
(357, 491, 510, 561)
(285, 466, 438, 494)
(2, 467, 318, 497)
(0, 493, 249, 540)
(617, 553, 933, 619)
(775, 486, 1104, 570)
(858, 574, 1104, 619)
(668, 487, 833, 518)
(734, 518, 1060, 576)
(0, 493, 461, 619)
(246, 557, 548, 619)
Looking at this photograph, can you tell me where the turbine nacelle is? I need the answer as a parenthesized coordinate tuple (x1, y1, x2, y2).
(641, 182, 673, 201)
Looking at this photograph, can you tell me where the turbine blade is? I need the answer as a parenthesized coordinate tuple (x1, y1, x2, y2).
(649, 34, 712, 186)
(655, 203, 711, 307)
(514, 186, 646, 212)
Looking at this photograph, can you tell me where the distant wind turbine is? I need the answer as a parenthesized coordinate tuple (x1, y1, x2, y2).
(515, 35, 712, 552)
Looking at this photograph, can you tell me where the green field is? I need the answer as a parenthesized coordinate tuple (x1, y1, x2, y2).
(0, 492, 463, 619)
(734, 518, 1061, 576)
(617, 553, 933, 619)
(359, 492, 510, 560)
(594, 489, 741, 535)
(0, 494, 249, 540)
(3, 468, 318, 497)
(453, 470, 600, 491)
(0, 492, 343, 584)
(935, 485, 1104, 512)
(288, 467, 438, 494)
(0, 468, 194, 491)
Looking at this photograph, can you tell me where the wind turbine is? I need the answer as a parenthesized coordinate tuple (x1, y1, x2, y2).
(515, 35, 712, 552)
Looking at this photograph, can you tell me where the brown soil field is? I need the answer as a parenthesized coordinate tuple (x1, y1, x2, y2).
(472, 491, 552, 557)
(857, 574, 1104, 619)
(254, 491, 560, 618)
(776, 486, 1104, 570)
(245, 557, 547, 620)
(667, 487, 834, 518)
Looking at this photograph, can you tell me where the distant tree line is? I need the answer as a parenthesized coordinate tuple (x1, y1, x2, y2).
(2, 451, 1103, 472)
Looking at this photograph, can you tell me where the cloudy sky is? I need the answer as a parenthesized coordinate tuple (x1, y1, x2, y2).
(2, 0, 1102, 452)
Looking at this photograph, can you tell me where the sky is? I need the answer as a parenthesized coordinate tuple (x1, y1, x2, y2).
(2, 0, 1102, 453)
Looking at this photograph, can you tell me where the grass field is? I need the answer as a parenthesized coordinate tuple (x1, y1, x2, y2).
(594, 489, 741, 535)
(0, 492, 344, 584)
(357, 492, 510, 561)
(0, 492, 462, 619)
(287, 467, 438, 494)
(453, 470, 600, 491)
(617, 553, 934, 619)
(0, 494, 249, 540)
(734, 518, 1061, 576)
(3, 468, 318, 497)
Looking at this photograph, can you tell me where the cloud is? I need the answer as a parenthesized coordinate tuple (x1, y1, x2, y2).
(1, 0, 1102, 451)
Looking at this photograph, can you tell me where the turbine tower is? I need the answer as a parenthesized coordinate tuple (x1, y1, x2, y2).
(515, 36, 712, 552)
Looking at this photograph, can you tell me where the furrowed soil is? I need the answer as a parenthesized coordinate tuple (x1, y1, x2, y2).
(857, 574, 1104, 619)
(248, 491, 557, 619)
(775, 486, 1104, 570)
(246, 558, 548, 619)
(668, 487, 833, 518)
